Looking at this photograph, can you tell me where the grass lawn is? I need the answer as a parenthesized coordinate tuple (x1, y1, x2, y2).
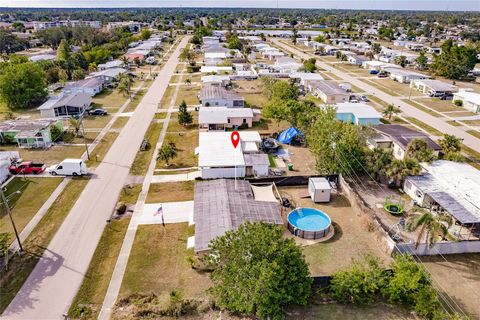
(92, 89, 128, 110)
(0, 145, 85, 166)
(123, 88, 147, 113)
(175, 85, 200, 106)
(153, 112, 167, 119)
(167, 112, 198, 133)
(170, 74, 201, 84)
(159, 85, 176, 108)
(82, 115, 113, 129)
(129, 122, 163, 176)
(0, 178, 89, 313)
(462, 144, 480, 170)
(462, 119, 480, 126)
(145, 181, 194, 203)
(158, 131, 198, 169)
(369, 95, 390, 108)
(363, 79, 401, 97)
(0, 177, 63, 244)
(446, 120, 462, 127)
(414, 98, 464, 113)
(370, 79, 413, 96)
(111, 116, 130, 129)
(85, 132, 119, 168)
(69, 217, 131, 318)
(243, 92, 268, 108)
(118, 223, 210, 300)
(404, 117, 443, 136)
(401, 99, 439, 117)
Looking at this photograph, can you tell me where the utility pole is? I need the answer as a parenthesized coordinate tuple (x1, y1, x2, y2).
(80, 116, 90, 160)
(0, 188, 23, 252)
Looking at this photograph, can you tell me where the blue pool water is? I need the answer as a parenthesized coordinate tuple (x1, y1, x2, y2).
(288, 208, 331, 232)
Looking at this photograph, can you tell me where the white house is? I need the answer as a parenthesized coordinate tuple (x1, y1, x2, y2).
(200, 66, 233, 74)
(97, 60, 124, 70)
(348, 54, 370, 66)
(198, 107, 258, 131)
(289, 72, 324, 86)
(63, 77, 104, 96)
(452, 91, 480, 113)
(274, 57, 303, 74)
(309, 81, 349, 104)
(410, 79, 458, 96)
(88, 67, 126, 84)
(199, 84, 244, 107)
(38, 92, 92, 118)
(201, 75, 231, 87)
(195, 131, 269, 179)
(383, 67, 430, 84)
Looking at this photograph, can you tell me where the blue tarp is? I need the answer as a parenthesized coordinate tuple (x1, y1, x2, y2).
(277, 127, 303, 144)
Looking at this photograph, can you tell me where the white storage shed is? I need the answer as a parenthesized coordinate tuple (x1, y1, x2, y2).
(308, 177, 331, 203)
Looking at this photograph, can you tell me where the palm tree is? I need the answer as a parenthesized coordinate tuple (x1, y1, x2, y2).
(407, 209, 453, 248)
(157, 144, 178, 166)
(69, 117, 81, 137)
(406, 138, 436, 162)
(385, 158, 421, 187)
(117, 74, 133, 97)
(382, 104, 401, 120)
(365, 147, 393, 181)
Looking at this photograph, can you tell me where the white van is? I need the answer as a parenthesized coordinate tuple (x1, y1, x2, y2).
(49, 159, 88, 176)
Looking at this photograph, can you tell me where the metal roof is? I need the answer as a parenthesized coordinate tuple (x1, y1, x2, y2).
(375, 124, 441, 150)
(334, 103, 382, 119)
(199, 84, 244, 101)
(64, 77, 104, 89)
(311, 80, 348, 96)
(38, 92, 92, 110)
(193, 179, 282, 252)
(198, 107, 254, 124)
(0, 119, 58, 137)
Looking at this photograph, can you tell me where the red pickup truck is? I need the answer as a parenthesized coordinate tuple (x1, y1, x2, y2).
(9, 162, 46, 175)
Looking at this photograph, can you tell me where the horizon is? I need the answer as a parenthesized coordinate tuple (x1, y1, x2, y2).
(0, 1, 479, 12)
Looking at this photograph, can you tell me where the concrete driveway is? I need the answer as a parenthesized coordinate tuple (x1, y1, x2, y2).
(1, 36, 190, 320)
(137, 201, 194, 225)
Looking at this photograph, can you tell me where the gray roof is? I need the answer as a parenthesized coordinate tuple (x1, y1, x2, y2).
(38, 92, 92, 111)
(415, 79, 457, 92)
(0, 119, 58, 137)
(375, 124, 441, 150)
(64, 77, 104, 89)
(200, 84, 244, 101)
(244, 153, 269, 166)
(193, 179, 282, 252)
(311, 80, 348, 96)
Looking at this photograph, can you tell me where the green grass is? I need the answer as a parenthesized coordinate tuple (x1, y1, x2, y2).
(467, 130, 480, 140)
(362, 80, 400, 97)
(404, 117, 443, 136)
(85, 132, 119, 168)
(92, 89, 128, 110)
(0, 177, 63, 245)
(268, 154, 277, 167)
(154, 112, 167, 119)
(0, 145, 85, 166)
(401, 99, 439, 117)
(146, 181, 194, 203)
(0, 178, 89, 313)
(446, 120, 462, 127)
(111, 116, 130, 129)
(175, 85, 200, 106)
(158, 131, 198, 169)
(369, 95, 389, 108)
(129, 122, 163, 176)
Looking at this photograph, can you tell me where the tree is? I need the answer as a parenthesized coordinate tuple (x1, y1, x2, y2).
(71, 69, 85, 81)
(406, 209, 453, 247)
(0, 62, 47, 109)
(302, 58, 317, 73)
(69, 117, 82, 137)
(179, 47, 197, 65)
(157, 143, 177, 166)
(406, 138, 436, 162)
(227, 35, 242, 50)
(430, 39, 477, 79)
(330, 255, 388, 305)
(56, 39, 72, 62)
(382, 104, 401, 120)
(0, 30, 28, 53)
(394, 55, 408, 68)
(204, 222, 312, 319)
(313, 35, 326, 43)
(371, 43, 382, 54)
(415, 51, 428, 70)
(365, 147, 393, 181)
(178, 100, 193, 126)
(385, 158, 421, 187)
(117, 74, 133, 97)
(379, 27, 395, 40)
(140, 28, 152, 40)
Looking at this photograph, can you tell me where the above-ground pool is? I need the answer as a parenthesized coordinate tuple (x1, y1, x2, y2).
(287, 207, 332, 240)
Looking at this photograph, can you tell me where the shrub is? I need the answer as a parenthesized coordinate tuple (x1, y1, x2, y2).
(453, 100, 463, 107)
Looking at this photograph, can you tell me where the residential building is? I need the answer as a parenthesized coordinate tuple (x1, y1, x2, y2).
(0, 119, 63, 148)
(195, 131, 268, 179)
(404, 161, 480, 228)
(383, 67, 430, 84)
(371, 124, 441, 160)
(97, 60, 124, 70)
(198, 107, 259, 131)
(193, 179, 282, 253)
(334, 103, 382, 126)
(63, 77, 104, 96)
(199, 84, 244, 107)
(289, 72, 324, 87)
(411, 79, 458, 96)
(274, 56, 303, 74)
(309, 81, 349, 104)
(33, 20, 101, 31)
(201, 75, 231, 87)
(347, 54, 370, 65)
(452, 91, 480, 113)
(38, 92, 92, 118)
(88, 67, 126, 84)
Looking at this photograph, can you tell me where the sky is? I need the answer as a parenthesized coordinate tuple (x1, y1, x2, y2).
(0, 0, 479, 11)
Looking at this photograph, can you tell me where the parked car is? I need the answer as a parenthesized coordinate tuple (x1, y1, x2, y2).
(369, 70, 379, 75)
(377, 71, 388, 78)
(440, 94, 453, 100)
(9, 161, 45, 175)
(359, 95, 370, 102)
(88, 108, 108, 116)
(349, 95, 359, 103)
(48, 159, 88, 176)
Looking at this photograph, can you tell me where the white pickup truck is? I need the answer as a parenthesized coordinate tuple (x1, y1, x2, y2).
(48, 159, 88, 176)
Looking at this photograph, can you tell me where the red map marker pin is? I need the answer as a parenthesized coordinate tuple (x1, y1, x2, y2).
(231, 131, 240, 149)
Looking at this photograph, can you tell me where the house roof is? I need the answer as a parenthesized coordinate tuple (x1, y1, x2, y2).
(374, 124, 441, 150)
(244, 153, 269, 166)
(413, 79, 457, 92)
(201, 75, 231, 83)
(196, 131, 261, 167)
(200, 84, 244, 101)
(97, 60, 123, 69)
(383, 67, 429, 78)
(64, 77, 104, 90)
(193, 179, 282, 252)
(0, 119, 58, 137)
(453, 91, 480, 103)
(38, 92, 92, 111)
(199, 107, 253, 124)
(311, 80, 347, 96)
(89, 67, 126, 79)
(405, 160, 480, 224)
(334, 103, 382, 119)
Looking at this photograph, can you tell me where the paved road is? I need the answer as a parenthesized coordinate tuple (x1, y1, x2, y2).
(1, 36, 190, 320)
(271, 38, 480, 154)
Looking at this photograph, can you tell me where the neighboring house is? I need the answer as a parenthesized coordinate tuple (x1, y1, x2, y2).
(362, 60, 396, 71)
(63, 77, 104, 96)
(38, 92, 92, 118)
(347, 54, 370, 65)
(0, 119, 63, 148)
(29, 53, 56, 62)
(404, 160, 480, 228)
(193, 179, 282, 253)
(195, 131, 269, 179)
(88, 67, 126, 84)
(201, 75, 231, 87)
(199, 84, 244, 107)
(371, 124, 441, 160)
(309, 80, 349, 104)
(274, 57, 303, 74)
(383, 67, 430, 84)
(198, 106, 258, 131)
(334, 103, 382, 126)
(125, 52, 147, 62)
(410, 79, 458, 96)
(97, 60, 124, 70)
(289, 72, 324, 87)
(200, 66, 233, 74)
(452, 91, 480, 113)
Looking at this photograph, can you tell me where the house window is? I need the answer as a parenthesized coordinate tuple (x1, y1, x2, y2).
(227, 119, 231, 124)
(243, 118, 247, 123)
